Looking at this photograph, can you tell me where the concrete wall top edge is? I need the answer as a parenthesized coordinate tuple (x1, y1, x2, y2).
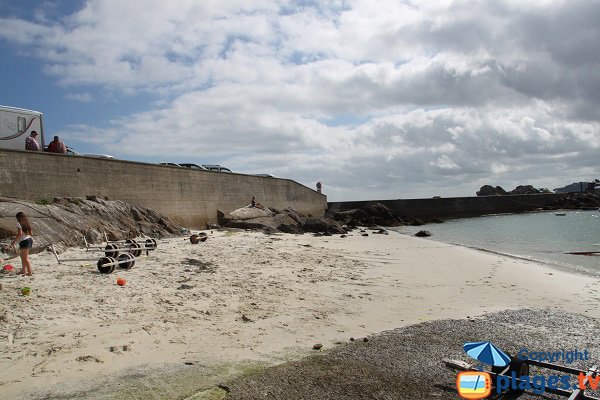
(329, 192, 566, 205)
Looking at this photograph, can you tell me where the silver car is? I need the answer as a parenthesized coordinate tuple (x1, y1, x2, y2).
(202, 164, 232, 172)
(180, 163, 208, 170)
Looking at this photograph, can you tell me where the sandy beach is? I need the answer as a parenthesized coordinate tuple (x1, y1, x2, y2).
(0, 229, 598, 399)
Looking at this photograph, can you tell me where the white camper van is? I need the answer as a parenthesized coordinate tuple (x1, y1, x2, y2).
(0, 105, 44, 151)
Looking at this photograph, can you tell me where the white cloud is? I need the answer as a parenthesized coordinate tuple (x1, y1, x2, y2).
(65, 92, 93, 103)
(1, 0, 599, 200)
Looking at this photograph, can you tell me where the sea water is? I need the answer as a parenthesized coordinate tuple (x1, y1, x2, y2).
(395, 210, 600, 278)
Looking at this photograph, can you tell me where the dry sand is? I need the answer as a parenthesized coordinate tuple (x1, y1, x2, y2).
(0, 229, 598, 399)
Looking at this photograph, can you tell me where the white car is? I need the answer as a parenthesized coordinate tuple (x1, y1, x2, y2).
(67, 147, 114, 159)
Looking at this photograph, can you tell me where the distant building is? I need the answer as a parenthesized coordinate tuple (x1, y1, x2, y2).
(554, 181, 600, 193)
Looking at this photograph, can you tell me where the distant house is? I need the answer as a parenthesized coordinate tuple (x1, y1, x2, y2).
(554, 180, 600, 193)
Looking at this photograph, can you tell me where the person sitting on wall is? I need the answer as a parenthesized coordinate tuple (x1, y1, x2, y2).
(25, 131, 40, 151)
(47, 136, 67, 154)
(250, 196, 264, 210)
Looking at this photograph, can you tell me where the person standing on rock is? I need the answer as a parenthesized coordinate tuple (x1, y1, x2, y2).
(10, 212, 34, 276)
(316, 181, 322, 193)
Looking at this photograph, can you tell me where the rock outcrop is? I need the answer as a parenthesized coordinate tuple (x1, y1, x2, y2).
(476, 185, 600, 208)
(476, 185, 507, 196)
(220, 202, 441, 234)
(552, 192, 600, 209)
(477, 184, 544, 196)
(0, 196, 180, 254)
(510, 185, 541, 195)
(331, 202, 404, 227)
(219, 207, 344, 234)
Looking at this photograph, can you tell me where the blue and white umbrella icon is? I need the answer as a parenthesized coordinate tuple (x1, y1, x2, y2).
(463, 341, 511, 367)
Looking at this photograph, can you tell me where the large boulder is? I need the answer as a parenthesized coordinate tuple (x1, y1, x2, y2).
(302, 217, 345, 234)
(476, 185, 507, 196)
(332, 202, 402, 227)
(360, 202, 392, 217)
(509, 185, 541, 195)
(282, 207, 308, 226)
(220, 207, 311, 234)
(275, 214, 305, 234)
(224, 213, 304, 233)
(332, 209, 369, 223)
(228, 207, 275, 220)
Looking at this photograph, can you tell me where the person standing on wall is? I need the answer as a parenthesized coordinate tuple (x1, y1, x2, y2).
(316, 181, 322, 193)
(25, 131, 40, 151)
(47, 136, 67, 154)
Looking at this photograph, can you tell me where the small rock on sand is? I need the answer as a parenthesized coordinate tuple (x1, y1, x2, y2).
(414, 230, 432, 237)
(313, 343, 323, 350)
(241, 314, 253, 322)
(76, 355, 103, 363)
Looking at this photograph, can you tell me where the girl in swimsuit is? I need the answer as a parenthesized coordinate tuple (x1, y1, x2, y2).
(10, 212, 34, 276)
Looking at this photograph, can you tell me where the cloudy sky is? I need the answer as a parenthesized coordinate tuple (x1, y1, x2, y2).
(1, 0, 599, 201)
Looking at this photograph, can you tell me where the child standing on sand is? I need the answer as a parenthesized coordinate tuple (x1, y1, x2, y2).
(10, 212, 34, 276)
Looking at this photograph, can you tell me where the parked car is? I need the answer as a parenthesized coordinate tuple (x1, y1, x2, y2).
(180, 163, 208, 170)
(159, 162, 182, 167)
(66, 146, 114, 159)
(202, 164, 233, 173)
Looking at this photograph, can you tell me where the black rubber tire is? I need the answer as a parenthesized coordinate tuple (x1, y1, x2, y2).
(133, 242, 142, 257)
(190, 234, 200, 244)
(145, 238, 157, 251)
(125, 239, 143, 257)
(97, 256, 116, 274)
(118, 252, 134, 269)
(105, 243, 119, 258)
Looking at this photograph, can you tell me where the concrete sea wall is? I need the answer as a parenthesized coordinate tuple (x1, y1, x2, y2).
(328, 193, 570, 220)
(0, 149, 326, 227)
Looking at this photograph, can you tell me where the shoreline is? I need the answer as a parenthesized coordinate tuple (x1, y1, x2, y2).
(0, 229, 598, 399)
(400, 233, 598, 279)
(392, 208, 600, 278)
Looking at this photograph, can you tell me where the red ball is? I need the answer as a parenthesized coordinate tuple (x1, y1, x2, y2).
(116, 277, 126, 286)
